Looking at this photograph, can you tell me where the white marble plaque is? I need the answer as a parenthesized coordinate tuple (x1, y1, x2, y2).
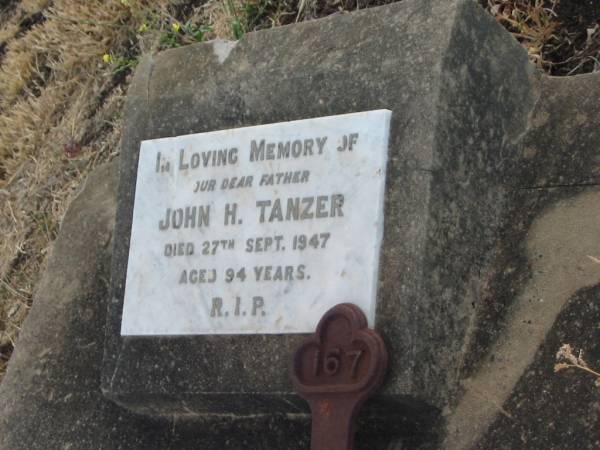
(121, 110, 391, 335)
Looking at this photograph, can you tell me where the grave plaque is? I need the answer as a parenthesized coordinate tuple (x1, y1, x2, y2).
(121, 111, 391, 335)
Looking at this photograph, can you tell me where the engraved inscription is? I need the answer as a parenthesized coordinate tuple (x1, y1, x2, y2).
(121, 110, 391, 335)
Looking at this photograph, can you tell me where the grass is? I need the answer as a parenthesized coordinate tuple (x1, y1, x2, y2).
(0, 0, 599, 382)
(483, 0, 561, 70)
(482, 0, 600, 75)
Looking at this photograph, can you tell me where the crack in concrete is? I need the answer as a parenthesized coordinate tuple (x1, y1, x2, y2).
(520, 182, 600, 190)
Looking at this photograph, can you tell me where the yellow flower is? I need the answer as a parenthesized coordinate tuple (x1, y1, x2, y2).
(102, 53, 112, 64)
(138, 23, 148, 33)
(120, 0, 130, 6)
(171, 22, 181, 33)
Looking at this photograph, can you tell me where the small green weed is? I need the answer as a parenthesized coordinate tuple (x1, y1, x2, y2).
(182, 20, 212, 43)
(226, 0, 273, 40)
(159, 20, 212, 48)
(102, 53, 139, 74)
(114, 56, 139, 74)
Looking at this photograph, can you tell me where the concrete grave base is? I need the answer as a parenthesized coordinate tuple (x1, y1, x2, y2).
(103, 0, 537, 418)
(0, 1, 600, 449)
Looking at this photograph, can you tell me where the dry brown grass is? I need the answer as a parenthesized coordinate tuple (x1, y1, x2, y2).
(483, 0, 600, 75)
(555, 343, 600, 387)
(0, 0, 140, 375)
(0, 0, 599, 382)
(484, 0, 561, 70)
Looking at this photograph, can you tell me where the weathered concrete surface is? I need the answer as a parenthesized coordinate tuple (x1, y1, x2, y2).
(445, 189, 600, 449)
(439, 72, 600, 450)
(0, 161, 163, 449)
(103, 0, 536, 422)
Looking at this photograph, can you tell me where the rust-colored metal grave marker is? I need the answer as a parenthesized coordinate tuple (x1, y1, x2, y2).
(291, 303, 388, 450)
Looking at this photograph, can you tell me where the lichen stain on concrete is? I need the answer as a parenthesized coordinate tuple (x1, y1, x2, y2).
(212, 39, 237, 64)
(444, 188, 600, 450)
